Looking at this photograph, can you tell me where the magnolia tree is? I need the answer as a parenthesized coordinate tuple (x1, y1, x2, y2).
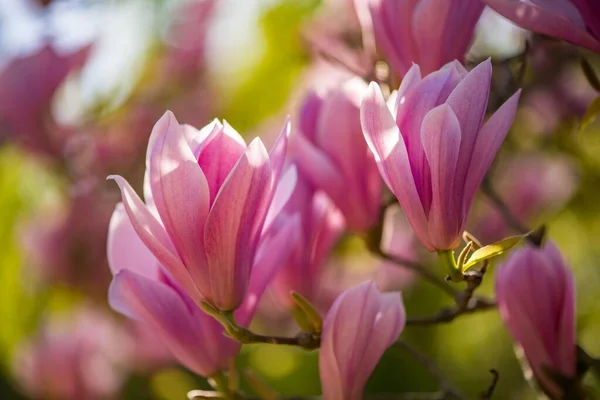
(104, 0, 600, 399)
(4, 0, 600, 399)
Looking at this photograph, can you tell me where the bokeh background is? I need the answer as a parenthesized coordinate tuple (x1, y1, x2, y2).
(0, 0, 599, 399)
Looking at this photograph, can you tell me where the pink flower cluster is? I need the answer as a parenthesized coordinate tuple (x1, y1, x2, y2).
(10, 0, 599, 398)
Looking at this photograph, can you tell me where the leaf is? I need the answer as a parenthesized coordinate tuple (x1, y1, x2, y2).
(461, 235, 523, 272)
(580, 96, 600, 132)
(290, 291, 323, 333)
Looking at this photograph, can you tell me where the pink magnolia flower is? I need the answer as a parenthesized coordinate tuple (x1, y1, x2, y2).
(361, 0, 484, 77)
(162, 0, 217, 78)
(293, 78, 381, 232)
(108, 202, 299, 377)
(0, 42, 90, 156)
(361, 60, 521, 251)
(496, 242, 576, 399)
(320, 281, 405, 400)
(109, 111, 294, 311)
(268, 167, 345, 308)
(483, 0, 600, 53)
(13, 308, 126, 400)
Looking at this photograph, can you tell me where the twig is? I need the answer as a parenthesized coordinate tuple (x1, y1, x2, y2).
(406, 296, 496, 326)
(232, 329, 321, 350)
(480, 178, 529, 235)
(480, 370, 500, 399)
(372, 248, 459, 298)
(201, 303, 321, 350)
(394, 341, 466, 400)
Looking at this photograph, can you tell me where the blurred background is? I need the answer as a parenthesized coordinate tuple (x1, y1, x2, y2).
(0, 0, 599, 399)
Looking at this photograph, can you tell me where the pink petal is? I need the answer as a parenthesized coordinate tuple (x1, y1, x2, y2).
(446, 59, 492, 198)
(462, 90, 521, 215)
(269, 117, 292, 185)
(109, 270, 236, 377)
(203, 138, 272, 310)
(196, 121, 247, 205)
(292, 133, 347, 217)
(263, 164, 298, 232)
(107, 203, 160, 279)
(483, 0, 600, 52)
(299, 91, 324, 142)
(393, 63, 422, 115)
(149, 111, 211, 302)
(411, 0, 454, 74)
(421, 104, 463, 250)
(108, 175, 198, 298)
(236, 213, 302, 326)
(369, 0, 420, 77)
(395, 67, 455, 211)
(361, 82, 429, 247)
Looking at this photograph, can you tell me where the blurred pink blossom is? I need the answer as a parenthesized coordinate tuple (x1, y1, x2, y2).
(0, 42, 90, 158)
(483, 0, 600, 53)
(293, 78, 382, 232)
(361, 0, 484, 77)
(13, 308, 127, 400)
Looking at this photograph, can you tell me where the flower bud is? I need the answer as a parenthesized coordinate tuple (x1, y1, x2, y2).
(496, 242, 576, 399)
(293, 78, 382, 232)
(362, 0, 484, 76)
(319, 281, 405, 400)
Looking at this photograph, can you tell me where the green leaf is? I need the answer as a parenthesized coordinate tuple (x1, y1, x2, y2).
(580, 96, 600, 131)
(461, 235, 523, 272)
(290, 291, 323, 333)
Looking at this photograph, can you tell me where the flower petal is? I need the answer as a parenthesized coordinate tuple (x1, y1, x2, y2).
(483, 0, 600, 52)
(149, 111, 210, 302)
(196, 121, 247, 205)
(263, 164, 298, 232)
(462, 90, 521, 214)
(361, 82, 429, 247)
(421, 104, 463, 250)
(235, 213, 302, 326)
(446, 59, 492, 198)
(109, 270, 235, 377)
(107, 203, 160, 279)
(204, 138, 273, 310)
(108, 175, 197, 297)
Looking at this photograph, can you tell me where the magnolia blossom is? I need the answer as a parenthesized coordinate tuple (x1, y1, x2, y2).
(293, 78, 381, 232)
(108, 203, 299, 377)
(496, 242, 576, 399)
(13, 309, 126, 400)
(0, 43, 90, 157)
(361, 59, 520, 250)
(109, 111, 295, 311)
(320, 281, 405, 400)
(361, 0, 484, 76)
(268, 167, 345, 307)
(483, 0, 600, 53)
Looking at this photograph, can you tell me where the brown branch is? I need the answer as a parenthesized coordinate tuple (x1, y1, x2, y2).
(406, 296, 496, 326)
(372, 248, 459, 298)
(232, 329, 321, 350)
(480, 178, 529, 236)
(479, 370, 500, 400)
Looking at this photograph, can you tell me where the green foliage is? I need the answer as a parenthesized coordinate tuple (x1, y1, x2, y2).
(222, 0, 320, 132)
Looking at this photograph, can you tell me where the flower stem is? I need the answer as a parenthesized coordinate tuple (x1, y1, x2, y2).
(437, 250, 462, 282)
